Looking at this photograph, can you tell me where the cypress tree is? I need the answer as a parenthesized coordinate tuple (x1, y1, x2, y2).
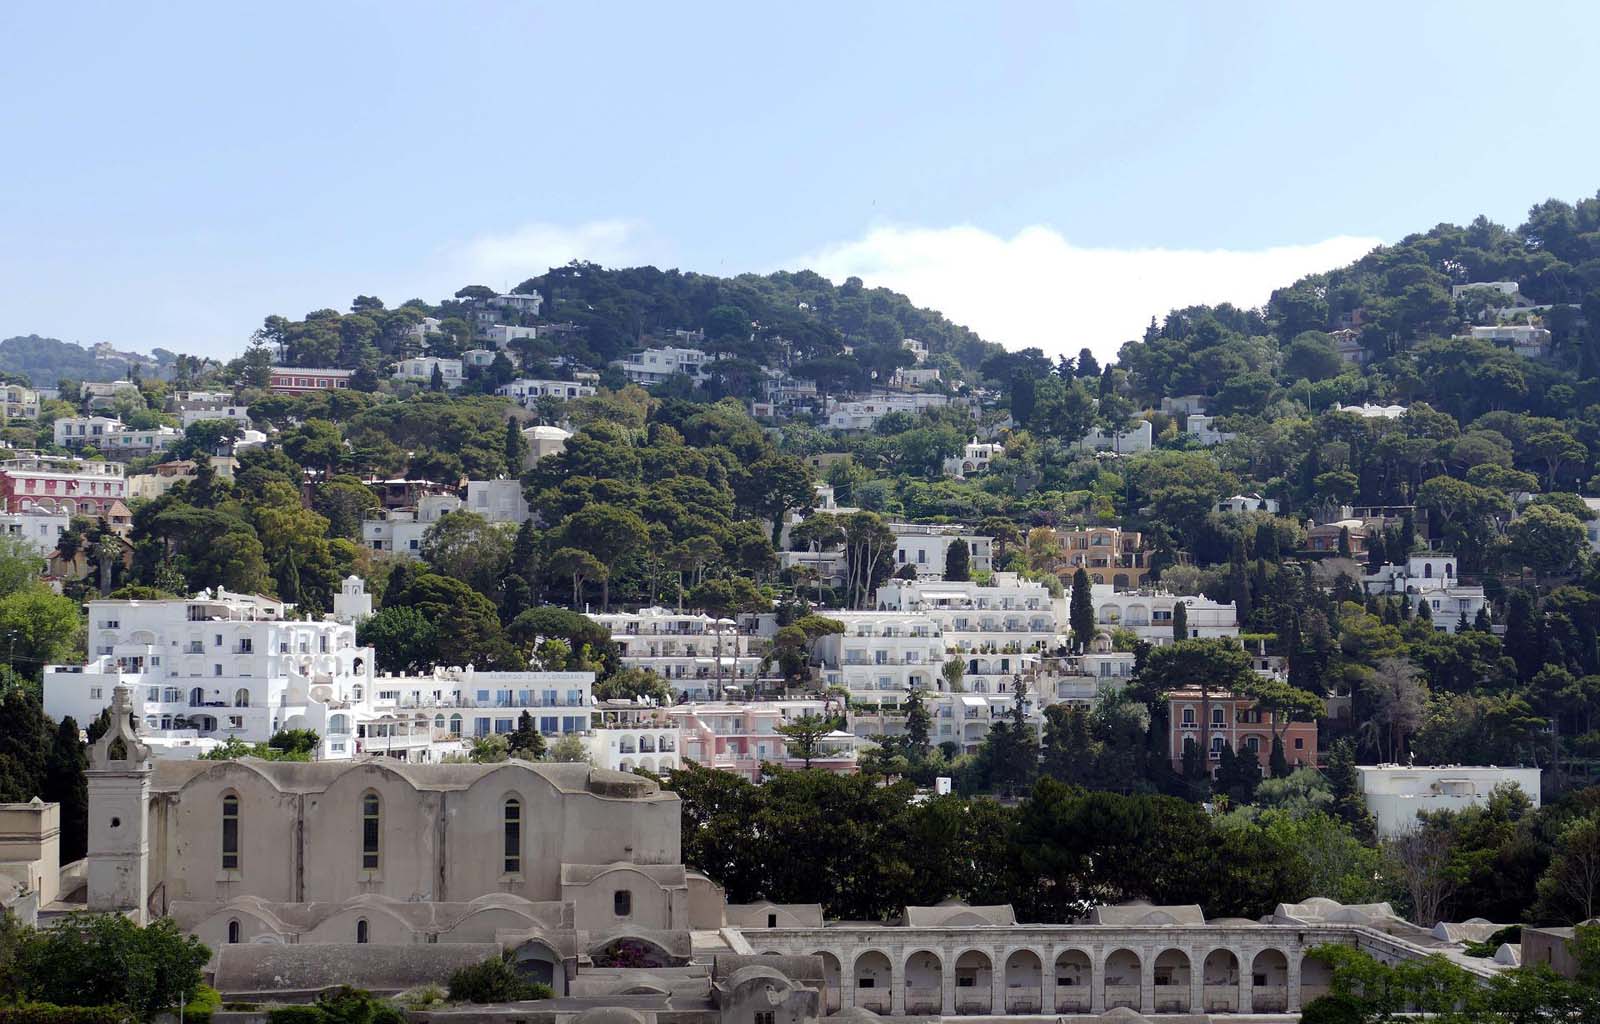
(1269, 734, 1291, 778)
(944, 539, 971, 582)
(1069, 568, 1095, 651)
(1337, 526, 1352, 559)
(43, 717, 88, 862)
(503, 417, 528, 475)
(1171, 599, 1188, 643)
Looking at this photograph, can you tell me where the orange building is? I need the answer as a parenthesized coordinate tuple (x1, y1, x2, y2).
(1163, 686, 1317, 776)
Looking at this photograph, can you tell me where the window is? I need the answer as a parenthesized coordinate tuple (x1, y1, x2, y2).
(90, 687, 102, 700)
(221, 794, 239, 870)
(234, 688, 250, 707)
(767, 913, 777, 928)
(503, 798, 522, 874)
(1294, 737, 1305, 750)
(755, 1013, 775, 1024)
(361, 792, 380, 870)
(227, 919, 240, 944)
(858, 978, 876, 989)
(356, 919, 368, 944)
(614, 890, 632, 917)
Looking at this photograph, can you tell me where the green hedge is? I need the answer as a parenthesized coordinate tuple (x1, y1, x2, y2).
(0, 1006, 135, 1024)
(266, 1008, 328, 1024)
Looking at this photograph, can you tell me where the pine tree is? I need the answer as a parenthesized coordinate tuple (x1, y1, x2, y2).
(944, 539, 970, 582)
(1474, 605, 1493, 632)
(1171, 599, 1188, 643)
(1069, 568, 1095, 651)
(499, 521, 539, 622)
(508, 710, 547, 760)
(1326, 738, 1376, 841)
(1416, 598, 1432, 623)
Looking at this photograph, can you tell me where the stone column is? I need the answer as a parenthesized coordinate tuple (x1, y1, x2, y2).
(1189, 949, 1204, 1013)
(890, 955, 906, 1016)
(942, 946, 957, 1017)
(1041, 949, 1057, 1015)
(1238, 948, 1254, 1014)
(990, 948, 1006, 1015)
(1091, 947, 1106, 1015)
(1287, 949, 1303, 1012)
(1139, 946, 1155, 1015)
(841, 955, 856, 1012)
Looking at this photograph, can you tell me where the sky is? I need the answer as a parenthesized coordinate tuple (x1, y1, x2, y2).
(3, 2, 1600, 364)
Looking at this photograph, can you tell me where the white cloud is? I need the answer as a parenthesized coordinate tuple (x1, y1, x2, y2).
(797, 224, 1383, 362)
(442, 219, 650, 288)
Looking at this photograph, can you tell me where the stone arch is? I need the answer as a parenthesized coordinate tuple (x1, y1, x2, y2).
(1153, 949, 1191, 1013)
(637, 757, 656, 773)
(1202, 948, 1241, 1013)
(953, 949, 993, 1014)
(619, 758, 635, 772)
(512, 938, 565, 995)
(1300, 950, 1336, 1006)
(852, 950, 892, 1013)
(904, 949, 943, 1014)
(1003, 949, 1043, 1013)
(1103, 948, 1142, 1012)
(1053, 949, 1092, 1013)
(588, 934, 675, 968)
(1252, 949, 1290, 1013)
(812, 951, 842, 1014)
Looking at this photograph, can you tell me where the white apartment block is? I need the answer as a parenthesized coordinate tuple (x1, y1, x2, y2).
(482, 324, 539, 349)
(812, 612, 947, 703)
(1090, 585, 1239, 645)
(0, 385, 39, 421)
(497, 379, 598, 407)
(892, 367, 942, 389)
(901, 338, 928, 363)
(1362, 554, 1486, 633)
(465, 479, 531, 524)
(483, 291, 543, 317)
(43, 588, 590, 763)
(1451, 280, 1521, 300)
(56, 415, 182, 457)
(872, 574, 1052, 696)
(890, 523, 994, 579)
(1217, 493, 1281, 515)
(361, 493, 464, 556)
(1468, 324, 1552, 359)
(1356, 765, 1541, 837)
(331, 575, 373, 625)
(1075, 419, 1153, 454)
(585, 702, 681, 775)
(588, 607, 774, 701)
(611, 347, 712, 386)
(461, 348, 500, 369)
(0, 455, 127, 516)
(53, 416, 123, 448)
(1336, 403, 1408, 420)
(943, 438, 1004, 478)
(0, 509, 69, 558)
(826, 393, 951, 431)
(394, 356, 464, 387)
(178, 403, 251, 429)
(79, 380, 141, 411)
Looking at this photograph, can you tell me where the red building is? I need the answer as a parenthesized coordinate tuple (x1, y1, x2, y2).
(1164, 686, 1317, 776)
(0, 455, 128, 516)
(268, 367, 353, 394)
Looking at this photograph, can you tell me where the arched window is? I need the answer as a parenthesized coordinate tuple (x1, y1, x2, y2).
(614, 890, 632, 917)
(361, 792, 380, 871)
(221, 794, 240, 871)
(503, 798, 522, 875)
(434, 714, 445, 731)
(227, 919, 240, 944)
(356, 918, 369, 944)
(1424, 563, 1433, 579)
(234, 688, 250, 708)
(449, 714, 463, 736)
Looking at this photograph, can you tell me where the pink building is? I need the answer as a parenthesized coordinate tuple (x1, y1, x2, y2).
(667, 701, 859, 782)
(268, 367, 353, 394)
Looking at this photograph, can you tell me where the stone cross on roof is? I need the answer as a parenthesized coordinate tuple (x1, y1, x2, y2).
(89, 684, 151, 769)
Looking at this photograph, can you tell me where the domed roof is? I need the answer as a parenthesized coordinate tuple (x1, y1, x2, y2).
(830, 1009, 880, 1024)
(1099, 1008, 1152, 1023)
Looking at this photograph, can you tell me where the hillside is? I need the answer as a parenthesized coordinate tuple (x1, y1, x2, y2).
(0, 334, 172, 387)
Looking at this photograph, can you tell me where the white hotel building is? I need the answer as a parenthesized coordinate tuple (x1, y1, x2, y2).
(43, 588, 592, 762)
(588, 607, 776, 701)
(1090, 585, 1240, 645)
(812, 612, 947, 702)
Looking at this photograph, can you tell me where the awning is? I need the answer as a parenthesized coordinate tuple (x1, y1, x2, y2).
(959, 695, 989, 708)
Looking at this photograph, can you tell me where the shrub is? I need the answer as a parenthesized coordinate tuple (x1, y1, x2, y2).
(446, 957, 553, 1004)
(183, 985, 222, 1024)
(266, 1007, 328, 1024)
(0, 1007, 135, 1024)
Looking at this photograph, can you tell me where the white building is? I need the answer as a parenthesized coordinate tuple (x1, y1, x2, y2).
(53, 416, 123, 448)
(1451, 281, 1521, 301)
(1091, 585, 1239, 645)
(585, 701, 681, 775)
(1075, 419, 1153, 454)
(361, 493, 464, 556)
(394, 356, 464, 388)
(55, 417, 181, 456)
(42, 588, 592, 763)
(0, 509, 69, 557)
(461, 348, 501, 369)
(331, 575, 373, 625)
(612, 347, 712, 386)
(1336, 403, 1408, 420)
(1468, 324, 1552, 359)
(1355, 765, 1542, 837)
(497, 379, 597, 407)
(178, 403, 251, 430)
(483, 291, 543, 317)
(812, 612, 947, 703)
(668, 699, 857, 782)
(588, 607, 774, 701)
(890, 524, 994, 579)
(874, 574, 1054, 695)
(826, 393, 951, 431)
(1218, 493, 1281, 515)
(1185, 414, 1235, 446)
(1362, 554, 1486, 632)
(901, 338, 928, 363)
(482, 324, 539, 349)
(0, 385, 40, 421)
(891, 367, 942, 389)
(79, 380, 141, 411)
(465, 479, 530, 524)
(522, 425, 571, 469)
(943, 438, 1003, 478)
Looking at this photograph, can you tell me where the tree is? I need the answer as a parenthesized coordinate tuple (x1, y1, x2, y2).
(548, 546, 607, 609)
(547, 734, 590, 763)
(421, 511, 515, 597)
(508, 710, 547, 760)
(560, 504, 647, 610)
(1535, 813, 1600, 923)
(15, 913, 210, 1018)
(357, 605, 439, 674)
(776, 713, 831, 768)
(502, 417, 528, 474)
(841, 511, 897, 609)
(1171, 599, 1187, 643)
(42, 716, 88, 862)
(1359, 657, 1426, 764)
(0, 587, 84, 683)
(1069, 568, 1095, 652)
(594, 668, 674, 705)
(904, 687, 931, 760)
(944, 538, 970, 582)
(1137, 639, 1255, 767)
(1505, 503, 1587, 574)
(1385, 824, 1456, 926)
(736, 455, 814, 548)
